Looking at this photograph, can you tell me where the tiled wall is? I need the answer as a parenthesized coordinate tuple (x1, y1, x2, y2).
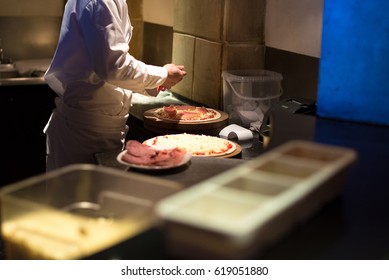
(142, 0, 322, 105)
(172, 0, 266, 109)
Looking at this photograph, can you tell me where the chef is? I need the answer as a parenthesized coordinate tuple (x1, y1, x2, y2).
(44, 0, 186, 171)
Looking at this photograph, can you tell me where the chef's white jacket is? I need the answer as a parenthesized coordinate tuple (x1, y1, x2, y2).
(44, 0, 167, 171)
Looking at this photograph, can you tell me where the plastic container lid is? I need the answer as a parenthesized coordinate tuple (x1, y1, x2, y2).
(223, 69, 283, 82)
(222, 69, 283, 100)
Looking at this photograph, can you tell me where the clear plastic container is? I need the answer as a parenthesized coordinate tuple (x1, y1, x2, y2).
(222, 69, 283, 127)
(0, 164, 182, 259)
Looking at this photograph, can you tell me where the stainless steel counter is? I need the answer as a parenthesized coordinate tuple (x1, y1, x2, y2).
(0, 77, 45, 86)
(0, 59, 50, 86)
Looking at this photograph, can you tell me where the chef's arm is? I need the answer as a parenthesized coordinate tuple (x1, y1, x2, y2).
(107, 54, 169, 93)
(80, 0, 172, 94)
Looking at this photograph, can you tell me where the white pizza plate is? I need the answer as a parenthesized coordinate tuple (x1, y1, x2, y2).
(116, 150, 191, 170)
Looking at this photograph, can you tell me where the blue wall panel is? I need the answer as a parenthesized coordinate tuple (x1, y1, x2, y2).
(317, 0, 389, 126)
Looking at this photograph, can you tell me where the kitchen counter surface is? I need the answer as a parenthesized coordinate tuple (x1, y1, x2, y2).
(2, 97, 389, 260)
(94, 108, 389, 260)
(0, 77, 46, 86)
(96, 151, 248, 188)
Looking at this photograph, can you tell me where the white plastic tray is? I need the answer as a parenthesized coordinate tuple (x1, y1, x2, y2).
(156, 140, 357, 259)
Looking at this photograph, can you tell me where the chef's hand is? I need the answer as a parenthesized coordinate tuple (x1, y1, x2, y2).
(161, 64, 187, 90)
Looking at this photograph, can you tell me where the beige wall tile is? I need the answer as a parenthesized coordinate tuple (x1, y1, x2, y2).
(143, 23, 173, 66)
(222, 43, 265, 71)
(130, 19, 144, 60)
(224, 0, 265, 43)
(143, 0, 174, 26)
(192, 38, 222, 108)
(171, 33, 196, 99)
(127, 0, 143, 60)
(127, 0, 143, 20)
(174, 0, 223, 41)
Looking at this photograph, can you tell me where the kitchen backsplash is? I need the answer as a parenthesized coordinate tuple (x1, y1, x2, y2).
(0, 0, 64, 61)
(0, 16, 61, 61)
(0, 0, 141, 62)
(0, 0, 320, 104)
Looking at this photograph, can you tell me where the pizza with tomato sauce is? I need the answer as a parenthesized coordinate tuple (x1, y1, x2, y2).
(143, 133, 237, 157)
(153, 105, 221, 122)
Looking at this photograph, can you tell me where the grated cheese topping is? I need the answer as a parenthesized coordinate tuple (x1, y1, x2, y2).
(144, 133, 236, 156)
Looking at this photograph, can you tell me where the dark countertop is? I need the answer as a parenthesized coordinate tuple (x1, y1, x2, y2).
(96, 151, 248, 187)
(256, 111, 389, 260)
(2, 96, 388, 260)
(97, 109, 389, 260)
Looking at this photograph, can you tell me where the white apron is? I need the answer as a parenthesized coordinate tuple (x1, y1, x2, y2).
(43, 0, 167, 171)
(44, 97, 129, 171)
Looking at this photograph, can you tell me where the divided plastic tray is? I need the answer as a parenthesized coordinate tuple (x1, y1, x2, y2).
(156, 140, 357, 259)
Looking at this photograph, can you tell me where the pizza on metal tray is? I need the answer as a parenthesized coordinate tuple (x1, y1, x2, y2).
(143, 133, 236, 157)
(153, 105, 221, 122)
